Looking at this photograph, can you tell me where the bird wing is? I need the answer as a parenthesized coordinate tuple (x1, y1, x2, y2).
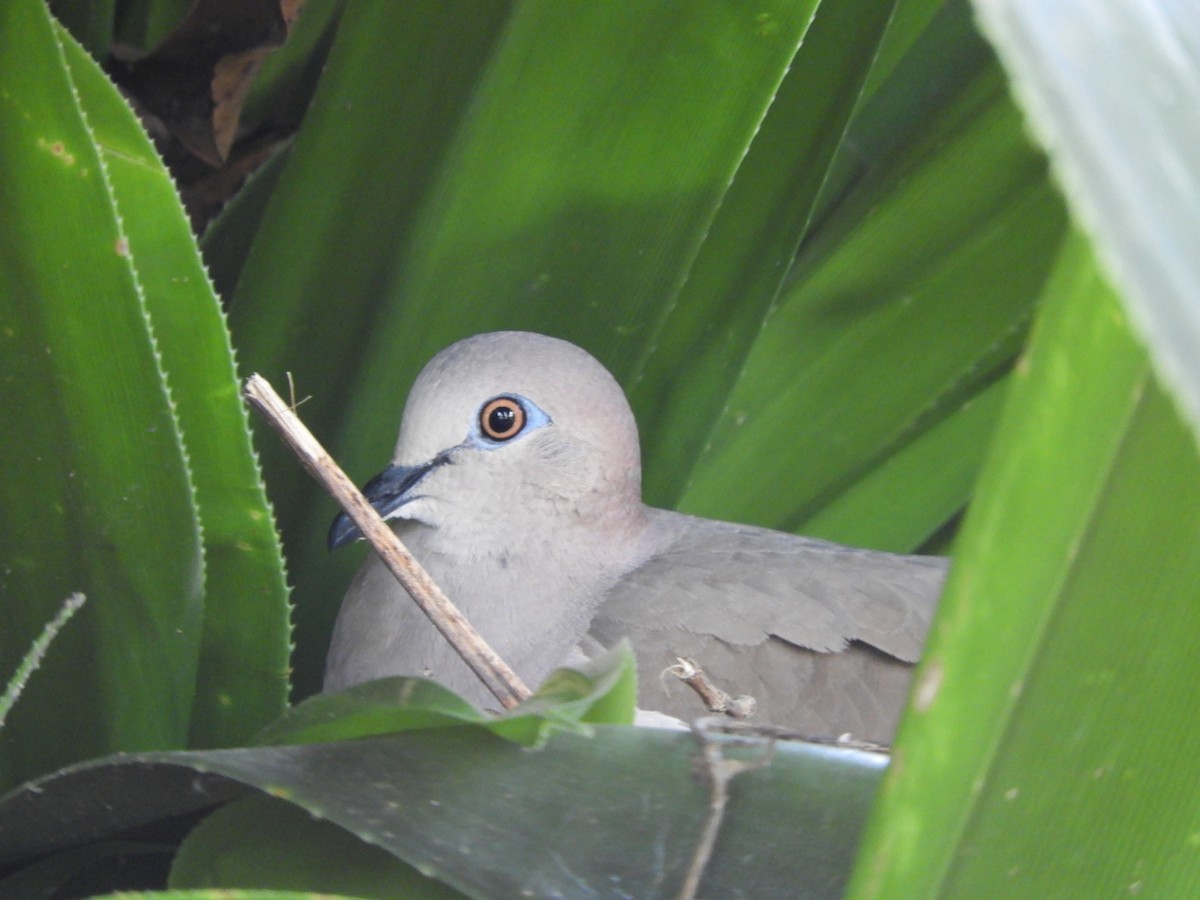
(597, 508, 944, 660)
(586, 508, 947, 739)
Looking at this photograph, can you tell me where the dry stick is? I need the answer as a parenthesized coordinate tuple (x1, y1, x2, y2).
(243, 373, 531, 709)
(667, 657, 757, 720)
(678, 721, 777, 900)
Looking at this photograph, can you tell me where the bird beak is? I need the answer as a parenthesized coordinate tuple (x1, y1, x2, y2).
(327, 455, 449, 550)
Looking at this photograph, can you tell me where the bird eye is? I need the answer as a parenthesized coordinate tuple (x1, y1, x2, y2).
(479, 396, 526, 441)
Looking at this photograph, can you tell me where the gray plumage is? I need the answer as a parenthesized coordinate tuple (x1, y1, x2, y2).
(325, 332, 945, 741)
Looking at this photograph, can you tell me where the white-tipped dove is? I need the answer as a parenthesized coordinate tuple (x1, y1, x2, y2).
(326, 332, 945, 741)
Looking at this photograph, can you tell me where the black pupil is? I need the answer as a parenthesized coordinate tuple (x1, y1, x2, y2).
(489, 405, 517, 435)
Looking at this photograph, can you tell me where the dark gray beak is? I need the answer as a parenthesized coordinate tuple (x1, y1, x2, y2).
(327, 455, 449, 550)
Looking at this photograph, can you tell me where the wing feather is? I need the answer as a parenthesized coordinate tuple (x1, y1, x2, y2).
(586, 508, 947, 740)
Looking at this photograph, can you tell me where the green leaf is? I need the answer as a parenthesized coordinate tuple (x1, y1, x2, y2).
(0, 0, 204, 789)
(53, 18, 291, 749)
(848, 233, 1200, 895)
(253, 642, 637, 748)
(974, 0, 1200, 437)
(252, 678, 488, 748)
(0, 0, 290, 790)
(845, 2, 1200, 892)
(801, 376, 1009, 552)
(1, 726, 887, 897)
(616, 0, 896, 508)
(170, 794, 464, 899)
(486, 640, 640, 741)
(678, 60, 1062, 533)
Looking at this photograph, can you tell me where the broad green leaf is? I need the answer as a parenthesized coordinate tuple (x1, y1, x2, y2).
(53, 20, 291, 748)
(0, 0, 290, 791)
(170, 794, 466, 899)
(802, 376, 1010, 551)
(678, 62, 1062, 533)
(630, 0, 898, 509)
(252, 678, 488, 747)
(484, 640, 639, 739)
(1, 726, 887, 897)
(821, 0, 992, 210)
(846, 3, 1200, 893)
(0, 0, 203, 789)
(975, 0, 1200, 439)
(848, 232, 1200, 896)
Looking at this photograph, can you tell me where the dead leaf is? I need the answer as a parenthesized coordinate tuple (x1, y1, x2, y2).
(110, 0, 304, 166)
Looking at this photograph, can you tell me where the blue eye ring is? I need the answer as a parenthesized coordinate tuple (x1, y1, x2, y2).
(471, 393, 552, 448)
(480, 396, 525, 441)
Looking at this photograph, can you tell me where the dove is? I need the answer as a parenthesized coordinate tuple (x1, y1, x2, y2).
(325, 332, 945, 740)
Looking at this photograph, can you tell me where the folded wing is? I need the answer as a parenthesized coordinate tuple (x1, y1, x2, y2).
(586, 508, 947, 741)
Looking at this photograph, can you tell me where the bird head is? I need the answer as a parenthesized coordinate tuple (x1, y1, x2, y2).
(329, 331, 644, 552)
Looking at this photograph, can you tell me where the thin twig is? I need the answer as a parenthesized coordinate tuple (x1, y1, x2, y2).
(667, 657, 757, 719)
(284, 371, 310, 411)
(243, 373, 531, 709)
(678, 718, 777, 900)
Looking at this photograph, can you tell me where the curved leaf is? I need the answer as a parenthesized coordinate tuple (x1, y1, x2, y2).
(0, 0, 290, 792)
(170, 794, 464, 899)
(254, 643, 637, 748)
(975, 0, 1200, 438)
(0, 0, 203, 789)
(54, 19, 291, 749)
(847, 2, 1200, 893)
(1, 726, 887, 898)
(849, 233, 1200, 896)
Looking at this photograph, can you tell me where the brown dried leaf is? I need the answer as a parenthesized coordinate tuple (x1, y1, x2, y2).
(111, 0, 303, 166)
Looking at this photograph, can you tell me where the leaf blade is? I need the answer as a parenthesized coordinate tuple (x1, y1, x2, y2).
(0, 0, 204, 789)
(56, 22, 292, 749)
(848, 232, 1200, 897)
